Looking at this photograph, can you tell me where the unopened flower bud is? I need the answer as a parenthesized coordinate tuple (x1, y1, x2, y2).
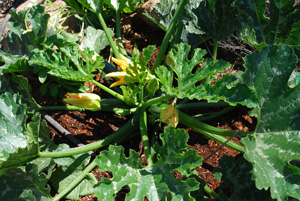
(63, 93, 101, 111)
(160, 105, 179, 128)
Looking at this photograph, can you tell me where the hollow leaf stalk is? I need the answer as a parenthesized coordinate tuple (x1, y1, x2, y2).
(39, 114, 139, 158)
(177, 109, 245, 153)
(97, 12, 122, 59)
(52, 159, 98, 201)
(151, 0, 187, 72)
(116, 9, 127, 56)
(213, 39, 218, 60)
(139, 110, 152, 166)
(90, 79, 125, 103)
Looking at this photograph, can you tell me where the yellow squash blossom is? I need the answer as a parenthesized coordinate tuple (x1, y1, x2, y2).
(160, 105, 179, 128)
(105, 71, 127, 87)
(111, 54, 133, 71)
(63, 93, 101, 111)
(106, 55, 133, 87)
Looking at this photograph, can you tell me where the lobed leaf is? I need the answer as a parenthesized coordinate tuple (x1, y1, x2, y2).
(94, 127, 203, 200)
(182, 0, 237, 45)
(29, 45, 104, 82)
(0, 93, 28, 157)
(156, 43, 257, 107)
(0, 5, 49, 73)
(235, 0, 300, 49)
(0, 166, 52, 201)
(241, 44, 300, 200)
(214, 156, 275, 201)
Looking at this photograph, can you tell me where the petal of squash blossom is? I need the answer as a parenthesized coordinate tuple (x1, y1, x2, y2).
(63, 93, 101, 111)
(160, 105, 179, 128)
(111, 54, 132, 71)
(105, 71, 127, 87)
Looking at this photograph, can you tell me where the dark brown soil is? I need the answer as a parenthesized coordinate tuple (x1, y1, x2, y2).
(0, 1, 256, 200)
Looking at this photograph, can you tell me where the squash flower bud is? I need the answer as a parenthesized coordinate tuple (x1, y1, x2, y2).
(160, 105, 179, 128)
(63, 93, 101, 111)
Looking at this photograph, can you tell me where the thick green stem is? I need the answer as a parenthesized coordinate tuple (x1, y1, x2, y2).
(204, 185, 219, 199)
(97, 12, 121, 59)
(116, 9, 127, 56)
(212, 39, 218, 60)
(176, 101, 229, 110)
(197, 106, 235, 122)
(177, 110, 245, 153)
(91, 79, 125, 103)
(140, 95, 174, 110)
(139, 110, 152, 166)
(37, 105, 83, 111)
(151, 0, 187, 72)
(52, 159, 98, 201)
(39, 115, 139, 158)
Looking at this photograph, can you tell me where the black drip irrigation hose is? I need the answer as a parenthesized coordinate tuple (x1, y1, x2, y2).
(40, 111, 94, 156)
(0, 1, 95, 155)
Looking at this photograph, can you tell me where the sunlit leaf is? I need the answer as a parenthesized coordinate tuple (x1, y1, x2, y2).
(94, 127, 203, 200)
(29, 45, 104, 82)
(241, 44, 300, 200)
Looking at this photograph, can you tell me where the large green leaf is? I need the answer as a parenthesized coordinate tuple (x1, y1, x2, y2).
(94, 127, 203, 200)
(29, 44, 104, 82)
(0, 74, 38, 110)
(181, 0, 237, 45)
(0, 110, 42, 175)
(203, 72, 258, 107)
(0, 51, 30, 73)
(235, 0, 300, 49)
(0, 93, 28, 156)
(155, 43, 257, 107)
(143, 0, 179, 32)
(77, 0, 103, 13)
(0, 4, 49, 73)
(0, 166, 52, 201)
(81, 26, 113, 53)
(50, 144, 97, 200)
(243, 45, 299, 131)
(241, 44, 300, 201)
(214, 156, 275, 201)
(2, 4, 49, 54)
(0, 120, 56, 200)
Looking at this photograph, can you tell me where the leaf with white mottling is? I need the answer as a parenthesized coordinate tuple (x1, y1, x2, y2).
(241, 44, 300, 201)
(0, 93, 28, 157)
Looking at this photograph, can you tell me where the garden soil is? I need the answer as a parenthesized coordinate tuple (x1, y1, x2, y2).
(0, 1, 257, 200)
